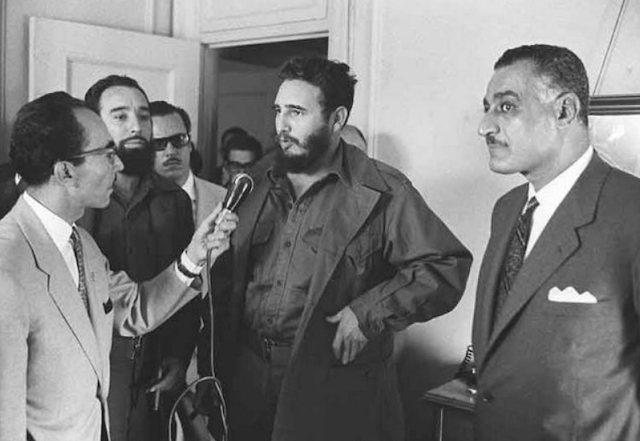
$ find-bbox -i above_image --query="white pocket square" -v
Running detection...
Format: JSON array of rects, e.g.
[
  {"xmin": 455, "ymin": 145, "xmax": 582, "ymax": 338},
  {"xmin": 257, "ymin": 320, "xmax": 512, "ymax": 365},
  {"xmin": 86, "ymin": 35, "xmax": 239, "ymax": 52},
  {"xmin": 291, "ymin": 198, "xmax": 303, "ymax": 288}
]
[{"xmin": 547, "ymin": 286, "xmax": 597, "ymax": 304}]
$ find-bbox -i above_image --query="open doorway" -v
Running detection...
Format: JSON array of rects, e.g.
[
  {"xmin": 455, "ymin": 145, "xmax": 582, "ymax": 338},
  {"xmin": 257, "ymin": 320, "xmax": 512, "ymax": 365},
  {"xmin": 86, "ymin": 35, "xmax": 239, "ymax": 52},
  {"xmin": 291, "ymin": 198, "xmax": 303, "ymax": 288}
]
[{"xmin": 211, "ymin": 38, "xmax": 328, "ymax": 177}]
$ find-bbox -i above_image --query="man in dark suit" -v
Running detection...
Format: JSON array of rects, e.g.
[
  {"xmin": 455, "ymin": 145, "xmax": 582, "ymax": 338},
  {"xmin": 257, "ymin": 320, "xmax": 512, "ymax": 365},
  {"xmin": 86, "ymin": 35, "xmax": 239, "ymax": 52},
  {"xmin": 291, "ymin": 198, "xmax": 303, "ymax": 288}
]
[
  {"xmin": 473, "ymin": 44, "xmax": 640, "ymax": 440},
  {"xmin": 0, "ymin": 91, "xmax": 237, "ymax": 441}
]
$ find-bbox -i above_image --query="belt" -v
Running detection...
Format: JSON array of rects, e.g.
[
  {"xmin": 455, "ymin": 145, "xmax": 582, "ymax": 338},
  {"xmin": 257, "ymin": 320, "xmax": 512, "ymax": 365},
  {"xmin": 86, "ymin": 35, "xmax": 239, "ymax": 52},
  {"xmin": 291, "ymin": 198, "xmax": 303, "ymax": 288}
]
[{"xmin": 239, "ymin": 328, "xmax": 292, "ymax": 362}]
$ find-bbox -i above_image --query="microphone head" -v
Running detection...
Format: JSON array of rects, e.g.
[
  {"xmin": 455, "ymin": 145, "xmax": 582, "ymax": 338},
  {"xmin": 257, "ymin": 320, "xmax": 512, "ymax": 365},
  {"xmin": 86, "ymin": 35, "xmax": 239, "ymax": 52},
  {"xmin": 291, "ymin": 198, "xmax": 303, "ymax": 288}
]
[{"xmin": 223, "ymin": 172, "xmax": 254, "ymax": 213}]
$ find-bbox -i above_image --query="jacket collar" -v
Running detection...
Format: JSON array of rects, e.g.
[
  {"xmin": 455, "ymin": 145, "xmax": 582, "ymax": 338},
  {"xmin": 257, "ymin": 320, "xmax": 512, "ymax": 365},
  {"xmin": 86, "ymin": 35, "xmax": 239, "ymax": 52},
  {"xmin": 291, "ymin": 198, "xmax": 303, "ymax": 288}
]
[
  {"xmin": 11, "ymin": 197, "xmax": 103, "ymax": 381},
  {"xmin": 479, "ymin": 153, "xmax": 611, "ymax": 368},
  {"xmin": 232, "ymin": 142, "xmax": 390, "ymax": 356}
]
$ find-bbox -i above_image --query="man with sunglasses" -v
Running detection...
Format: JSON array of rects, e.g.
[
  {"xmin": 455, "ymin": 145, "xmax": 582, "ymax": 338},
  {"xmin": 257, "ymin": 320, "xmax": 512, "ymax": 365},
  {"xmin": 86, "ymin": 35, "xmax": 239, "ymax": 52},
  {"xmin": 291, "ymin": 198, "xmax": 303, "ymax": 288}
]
[
  {"xmin": 150, "ymin": 101, "xmax": 228, "ymax": 435},
  {"xmin": 83, "ymin": 76, "xmax": 200, "ymax": 441},
  {"xmin": 0, "ymin": 91, "xmax": 237, "ymax": 441},
  {"xmin": 150, "ymin": 100, "xmax": 226, "ymax": 227}
]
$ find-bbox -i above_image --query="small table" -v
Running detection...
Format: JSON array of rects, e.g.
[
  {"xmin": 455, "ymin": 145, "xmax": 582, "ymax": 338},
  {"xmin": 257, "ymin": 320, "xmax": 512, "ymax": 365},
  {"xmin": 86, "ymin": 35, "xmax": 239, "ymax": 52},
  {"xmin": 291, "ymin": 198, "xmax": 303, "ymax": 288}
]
[{"xmin": 421, "ymin": 379, "xmax": 475, "ymax": 441}]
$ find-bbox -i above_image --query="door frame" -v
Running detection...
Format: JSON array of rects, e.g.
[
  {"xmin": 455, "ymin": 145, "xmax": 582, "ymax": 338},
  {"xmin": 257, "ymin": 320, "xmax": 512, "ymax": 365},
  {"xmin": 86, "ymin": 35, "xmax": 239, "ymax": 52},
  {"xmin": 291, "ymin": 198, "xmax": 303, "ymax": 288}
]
[
  {"xmin": 182, "ymin": 0, "xmax": 381, "ymax": 175},
  {"xmin": 0, "ymin": 0, "xmax": 7, "ymax": 160}
]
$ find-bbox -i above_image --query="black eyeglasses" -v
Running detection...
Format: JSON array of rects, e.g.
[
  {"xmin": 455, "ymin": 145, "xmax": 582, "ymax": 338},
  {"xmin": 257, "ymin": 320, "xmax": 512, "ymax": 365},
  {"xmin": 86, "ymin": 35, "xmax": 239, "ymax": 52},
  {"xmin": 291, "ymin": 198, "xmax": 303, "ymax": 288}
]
[
  {"xmin": 152, "ymin": 133, "xmax": 191, "ymax": 151},
  {"xmin": 68, "ymin": 141, "xmax": 117, "ymax": 164},
  {"xmin": 224, "ymin": 159, "xmax": 255, "ymax": 171}
]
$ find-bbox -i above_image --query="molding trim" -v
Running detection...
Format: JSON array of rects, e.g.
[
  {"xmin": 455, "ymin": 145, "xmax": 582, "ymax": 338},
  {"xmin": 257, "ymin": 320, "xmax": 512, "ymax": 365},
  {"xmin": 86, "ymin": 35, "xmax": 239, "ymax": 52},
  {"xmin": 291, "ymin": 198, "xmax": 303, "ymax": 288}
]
[
  {"xmin": 173, "ymin": 0, "xmax": 201, "ymax": 39},
  {"xmin": 590, "ymin": 94, "xmax": 640, "ymax": 115},
  {"xmin": 365, "ymin": 0, "xmax": 383, "ymax": 159},
  {"xmin": 0, "ymin": 0, "xmax": 7, "ymax": 158},
  {"xmin": 327, "ymin": 0, "xmax": 351, "ymax": 62},
  {"xmin": 197, "ymin": 48, "xmax": 219, "ymax": 180},
  {"xmin": 144, "ymin": 0, "xmax": 156, "ymax": 33},
  {"xmin": 202, "ymin": 21, "xmax": 328, "ymax": 47}
]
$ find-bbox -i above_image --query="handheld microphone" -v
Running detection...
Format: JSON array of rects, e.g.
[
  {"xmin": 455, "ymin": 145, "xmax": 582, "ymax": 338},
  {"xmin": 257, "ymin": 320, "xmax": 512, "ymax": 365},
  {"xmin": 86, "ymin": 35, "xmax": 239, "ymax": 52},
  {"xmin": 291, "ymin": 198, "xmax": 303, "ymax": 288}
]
[{"xmin": 216, "ymin": 172, "xmax": 254, "ymax": 224}]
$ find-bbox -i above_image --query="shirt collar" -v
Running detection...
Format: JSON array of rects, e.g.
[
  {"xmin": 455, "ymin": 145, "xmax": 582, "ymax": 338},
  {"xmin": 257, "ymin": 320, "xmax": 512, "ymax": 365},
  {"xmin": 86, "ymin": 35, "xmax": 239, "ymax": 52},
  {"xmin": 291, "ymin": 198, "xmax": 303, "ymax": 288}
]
[
  {"xmin": 23, "ymin": 191, "xmax": 74, "ymax": 252},
  {"xmin": 181, "ymin": 171, "xmax": 196, "ymax": 202},
  {"xmin": 527, "ymin": 146, "xmax": 594, "ymax": 207}
]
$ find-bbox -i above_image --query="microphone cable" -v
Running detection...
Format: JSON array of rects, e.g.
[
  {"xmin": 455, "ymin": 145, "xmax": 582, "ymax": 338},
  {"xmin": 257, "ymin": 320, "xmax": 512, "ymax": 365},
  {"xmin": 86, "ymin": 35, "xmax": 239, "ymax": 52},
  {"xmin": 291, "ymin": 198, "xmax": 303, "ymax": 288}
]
[
  {"xmin": 167, "ymin": 248, "xmax": 228, "ymax": 441},
  {"xmin": 168, "ymin": 173, "xmax": 253, "ymax": 441}
]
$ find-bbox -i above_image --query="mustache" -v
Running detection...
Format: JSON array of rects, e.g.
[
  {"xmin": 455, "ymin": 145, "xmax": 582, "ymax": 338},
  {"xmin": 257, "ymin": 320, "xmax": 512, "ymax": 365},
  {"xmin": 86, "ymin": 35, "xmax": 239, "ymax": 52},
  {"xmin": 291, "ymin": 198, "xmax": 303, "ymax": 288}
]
[
  {"xmin": 117, "ymin": 136, "xmax": 148, "ymax": 149},
  {"xmin": 162, "ymin": 157, "xmax": 182, "ymax": 166},
  {"xmin": 274, "ymin": 133, "xmax": 300, "ymax": 145},
  {"xmin": 484, "ymin": 134, "xmax": 508, "ymax": 147}
]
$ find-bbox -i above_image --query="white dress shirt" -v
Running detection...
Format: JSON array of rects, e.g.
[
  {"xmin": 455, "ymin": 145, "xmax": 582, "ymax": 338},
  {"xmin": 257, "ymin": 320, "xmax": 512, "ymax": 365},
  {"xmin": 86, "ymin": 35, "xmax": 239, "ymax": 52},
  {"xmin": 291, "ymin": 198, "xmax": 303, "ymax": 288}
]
[
  {"xmin": 181, "ymin": 171, "xmax": 197, "ymax": 225},
  {"xmin": 23, "ymin": 191, "xmax": 79, "ymax": 287},
  {"xmin": 23, "ymin": 192, "xmax": 202, "ymax": 286},
  {"xmin": 525, "ymin": 146, "xmax": 594, "ymax": 257}
]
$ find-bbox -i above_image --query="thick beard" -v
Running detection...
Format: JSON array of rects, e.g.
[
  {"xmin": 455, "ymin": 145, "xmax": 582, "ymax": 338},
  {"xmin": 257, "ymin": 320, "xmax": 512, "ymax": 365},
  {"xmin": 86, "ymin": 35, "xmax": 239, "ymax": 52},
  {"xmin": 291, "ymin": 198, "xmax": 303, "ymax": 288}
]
[
  {"xmin": 274, "ymin": 126, "xmax": 332, "ymax": 174},
  {"xmin": 116, "ymin": 138, "xmax": 154, "ymax": 176}
]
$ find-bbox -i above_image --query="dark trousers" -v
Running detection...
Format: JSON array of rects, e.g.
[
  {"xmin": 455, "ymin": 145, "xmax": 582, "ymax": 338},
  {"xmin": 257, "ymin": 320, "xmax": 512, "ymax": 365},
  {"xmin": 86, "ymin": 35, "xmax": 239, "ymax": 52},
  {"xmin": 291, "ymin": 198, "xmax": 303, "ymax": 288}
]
[{"xmin": 226, "ymin": 340, "xmax": 292, "ymax": 441}]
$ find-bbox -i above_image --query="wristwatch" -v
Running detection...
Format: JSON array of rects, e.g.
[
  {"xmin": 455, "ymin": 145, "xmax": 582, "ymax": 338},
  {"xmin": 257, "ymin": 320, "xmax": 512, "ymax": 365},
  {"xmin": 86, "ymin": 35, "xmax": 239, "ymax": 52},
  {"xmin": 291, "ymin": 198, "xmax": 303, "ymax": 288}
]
[{"xmin": 177, "ymin": 252, "xmax": 200, "ymax": 279}]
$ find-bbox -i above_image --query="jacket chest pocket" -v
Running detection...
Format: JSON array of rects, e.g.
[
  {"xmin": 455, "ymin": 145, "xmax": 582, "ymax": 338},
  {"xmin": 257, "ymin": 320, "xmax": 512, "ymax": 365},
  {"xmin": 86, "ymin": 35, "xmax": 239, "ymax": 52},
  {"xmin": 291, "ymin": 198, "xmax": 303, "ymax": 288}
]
[{"xmin": 344, "ymin": 224, "xmax": 384, "ymax": 276}]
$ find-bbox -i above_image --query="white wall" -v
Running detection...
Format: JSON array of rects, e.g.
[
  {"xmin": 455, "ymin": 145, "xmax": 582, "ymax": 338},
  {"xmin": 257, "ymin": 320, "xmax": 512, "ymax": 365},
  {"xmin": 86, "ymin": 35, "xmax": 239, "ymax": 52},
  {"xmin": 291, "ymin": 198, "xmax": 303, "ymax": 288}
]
[
  {"xmin": 0, "ymin": 0, "xmax": 174, "ymax": 161},
  {"xmin": 362, "ymin": 0, "xmax": 639, "ymax": 439},
  {"xmin": 217, "ymin": 67, "xmax": 281, "ymax": 159}
]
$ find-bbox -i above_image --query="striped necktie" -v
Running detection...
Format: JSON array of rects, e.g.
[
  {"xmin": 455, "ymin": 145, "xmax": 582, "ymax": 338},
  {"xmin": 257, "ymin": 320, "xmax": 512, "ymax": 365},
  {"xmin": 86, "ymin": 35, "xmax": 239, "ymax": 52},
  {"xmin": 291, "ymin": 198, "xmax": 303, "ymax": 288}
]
[
  {"xmin": 493, "ymin": 197, "xmax": 539, "ymax": 326},
  {"xmin": 70, "ymin": 226, "xmax": 90, "ymax": 314}
]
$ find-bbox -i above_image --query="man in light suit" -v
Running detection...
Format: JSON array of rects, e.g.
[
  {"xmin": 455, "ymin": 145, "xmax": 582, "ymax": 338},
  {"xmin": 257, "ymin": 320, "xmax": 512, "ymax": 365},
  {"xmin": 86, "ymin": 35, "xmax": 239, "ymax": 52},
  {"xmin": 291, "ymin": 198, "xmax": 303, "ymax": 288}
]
[
  {"xmin": 473, "ymin": 44, "xmax": 640, "ymax": 440},
  {"xmin": 0, "ymin": 92, "xmax": 237, "ymax": 441}
]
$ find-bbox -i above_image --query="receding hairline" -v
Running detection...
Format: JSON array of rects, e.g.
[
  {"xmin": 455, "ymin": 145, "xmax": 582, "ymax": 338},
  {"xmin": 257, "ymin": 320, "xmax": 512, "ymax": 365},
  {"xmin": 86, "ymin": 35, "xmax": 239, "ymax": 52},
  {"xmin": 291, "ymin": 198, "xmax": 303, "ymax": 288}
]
[{"xmin": 97, "ymin": 85, "xmax": 150, "ymax": 111}]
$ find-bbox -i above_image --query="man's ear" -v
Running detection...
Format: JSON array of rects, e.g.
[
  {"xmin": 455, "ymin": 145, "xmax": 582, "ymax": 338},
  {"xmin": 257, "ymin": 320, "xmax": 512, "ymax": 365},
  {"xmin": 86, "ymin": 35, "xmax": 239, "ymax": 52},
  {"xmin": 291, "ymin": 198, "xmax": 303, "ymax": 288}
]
[
  {"xmin": 555, "ymin": 92, "xmax": 580, "ymax": 127},
  {"xmin": 52, "ymin": 161, "xmax": 76, "ymax": 185},
  {"xmin": 330, "ymin": 106, "xmax": 349, "ymax": 134}
]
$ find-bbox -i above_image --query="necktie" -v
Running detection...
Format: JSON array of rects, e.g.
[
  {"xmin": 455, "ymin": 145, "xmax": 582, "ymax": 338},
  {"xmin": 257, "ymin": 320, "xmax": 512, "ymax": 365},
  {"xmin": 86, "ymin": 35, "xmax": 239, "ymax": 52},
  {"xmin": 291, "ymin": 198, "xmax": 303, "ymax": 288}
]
[
  {"xmin": 493, "ymin": 197, "xmax": 539, "ymax": 325},
  {"xmin": 70, "ymin": 226, "xmax": 90, "ymax": 314}
]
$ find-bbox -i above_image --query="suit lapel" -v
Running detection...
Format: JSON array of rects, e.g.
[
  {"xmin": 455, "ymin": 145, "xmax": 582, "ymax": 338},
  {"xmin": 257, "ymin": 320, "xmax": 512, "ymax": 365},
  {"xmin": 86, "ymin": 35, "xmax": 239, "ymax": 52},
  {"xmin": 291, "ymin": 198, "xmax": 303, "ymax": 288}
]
[
  {"xmin": 474, "ymin": 186, "xmax": 527, "ymax": 362},
  {"xmin": 194, "ymin": 178, "xmax": 216, "ymax": 228},
  {"xmin": 482, "ymin": 155, "xmax": 610, "ymax": 365},
  {"xmin": 14, "ymin": 198, "xmax": 103, "ymax": 380}
]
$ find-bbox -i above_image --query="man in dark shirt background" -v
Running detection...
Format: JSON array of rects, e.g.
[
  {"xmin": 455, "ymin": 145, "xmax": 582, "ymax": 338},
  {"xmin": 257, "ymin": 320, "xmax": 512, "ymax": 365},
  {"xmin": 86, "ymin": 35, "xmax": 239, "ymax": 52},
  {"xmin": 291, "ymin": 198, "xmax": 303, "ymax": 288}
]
[
  {"xmin": 82, "ymin": 75, "xmax": 198, "ymax": 441},
  {"xmin": 206, "ymin": 57, "xmax": 472, "ymax": 441}
]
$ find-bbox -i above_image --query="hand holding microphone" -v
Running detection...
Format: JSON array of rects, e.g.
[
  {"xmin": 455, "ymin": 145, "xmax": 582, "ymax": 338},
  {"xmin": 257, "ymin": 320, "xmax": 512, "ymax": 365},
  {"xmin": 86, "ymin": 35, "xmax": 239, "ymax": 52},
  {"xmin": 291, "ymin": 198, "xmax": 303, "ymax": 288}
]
[
  {"xmin": 184, "ymin": 173, "xmax": 253, "ymax": 267},
  {"xmin": 216, "ymin": 172, "xmax": 254, "ymax": 225}
]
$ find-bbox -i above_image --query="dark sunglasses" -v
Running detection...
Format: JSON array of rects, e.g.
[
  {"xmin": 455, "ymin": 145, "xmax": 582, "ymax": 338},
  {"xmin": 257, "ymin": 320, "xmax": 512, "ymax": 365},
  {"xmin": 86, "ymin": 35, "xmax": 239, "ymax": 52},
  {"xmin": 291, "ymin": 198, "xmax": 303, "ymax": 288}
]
[{"xmin": 152, "ymin": 133, "xmax": 191, "ymax": 151}]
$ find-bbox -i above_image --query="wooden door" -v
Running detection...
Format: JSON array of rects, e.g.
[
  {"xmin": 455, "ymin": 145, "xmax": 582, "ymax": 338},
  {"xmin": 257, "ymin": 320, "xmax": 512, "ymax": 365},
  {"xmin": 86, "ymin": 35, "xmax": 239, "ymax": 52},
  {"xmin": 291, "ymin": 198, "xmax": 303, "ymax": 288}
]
[{"xmin": 29, "ymin": 17, "xmax": 201, "ymax": 140}]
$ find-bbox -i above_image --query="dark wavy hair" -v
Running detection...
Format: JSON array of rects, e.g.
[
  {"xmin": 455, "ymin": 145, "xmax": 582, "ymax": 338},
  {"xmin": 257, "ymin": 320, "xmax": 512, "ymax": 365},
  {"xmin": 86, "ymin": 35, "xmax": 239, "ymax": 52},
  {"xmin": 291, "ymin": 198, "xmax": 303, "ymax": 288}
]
[
  {"xmin": 278, "ymin": 56, "xmax": 357, "ymax": 121},
  {"xmin": 495, "ymin": 44, "xmax": 589, "ymax": 125},
  {"xmin": 149, "ymin": 100, "xmax": 191, "ymax": 133},
  {"xmin": 223, "ymin": 134, "xmax": 263, "ymax": 161},
  {"xmin": 84, "ymin": 75, "xmax": 149, "ymax": 114},
  {"xmin": 221, "ymin": 126, "xmax": 247, "ymax": 148},
  {"xmin": 10, "ymin": 92, "xmax": 88, "ymax": 185}
]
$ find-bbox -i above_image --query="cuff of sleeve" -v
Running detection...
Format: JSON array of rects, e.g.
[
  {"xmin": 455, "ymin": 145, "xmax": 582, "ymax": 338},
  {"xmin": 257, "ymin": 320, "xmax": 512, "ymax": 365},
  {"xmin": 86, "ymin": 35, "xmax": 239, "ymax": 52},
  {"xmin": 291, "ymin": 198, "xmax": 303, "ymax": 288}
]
[
  {"xmin": 175, "ymin": 253, "xmax": 204, "ymax": 288},
  {"xmin": 181, "ymin": 251, "xmax": 204, "ymax": 274},
  {"xmin": 174, "ymin": 262, "xmax": 194, "ymax": 285},
  {"xmin": 349, "ymin": 297, "xmax": 385, "ymax": 340}
]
